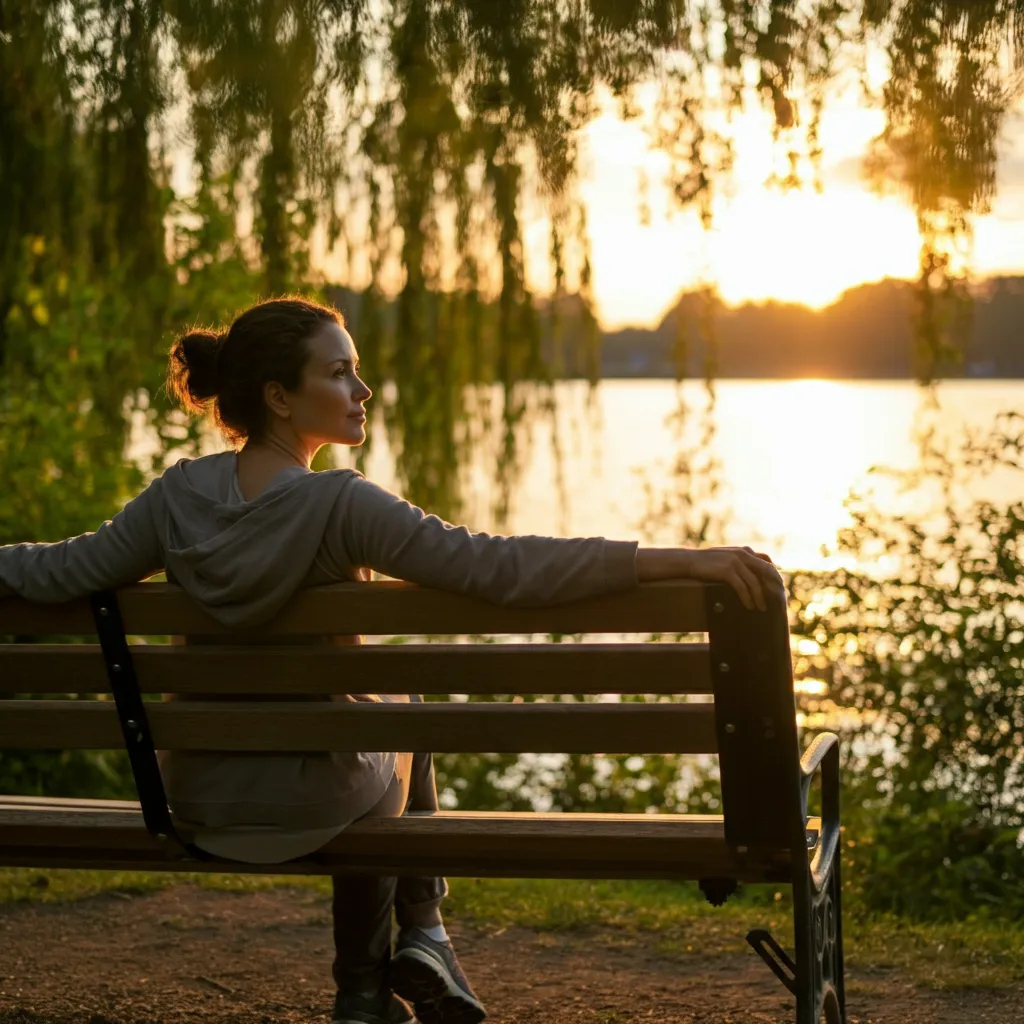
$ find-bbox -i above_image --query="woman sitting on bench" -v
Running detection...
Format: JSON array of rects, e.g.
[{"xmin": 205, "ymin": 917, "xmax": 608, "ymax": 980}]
[{"xmin": 0, "ymin": 296, "xmax": 783, "ymax": 1024}]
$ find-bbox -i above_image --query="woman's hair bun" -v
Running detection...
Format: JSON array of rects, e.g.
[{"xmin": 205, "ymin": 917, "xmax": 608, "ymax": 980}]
[{"xmin": 167, "ymin": 327, "xmax": 223, "ymax": 410}]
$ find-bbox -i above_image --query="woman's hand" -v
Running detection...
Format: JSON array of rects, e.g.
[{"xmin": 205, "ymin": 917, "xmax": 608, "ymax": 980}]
[{"xmin": 636, "ymin": 546, "xmax": 786, "ymax": 612}]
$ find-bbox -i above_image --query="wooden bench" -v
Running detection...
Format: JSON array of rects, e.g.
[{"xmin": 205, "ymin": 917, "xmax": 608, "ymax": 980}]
[{"xmin": 0, "ymin": 579, "xmax": 844, "ymax": 1024}]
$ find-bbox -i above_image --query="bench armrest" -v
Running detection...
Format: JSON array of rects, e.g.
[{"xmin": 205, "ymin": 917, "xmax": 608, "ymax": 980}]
[{"xmin": 800, "ymin": 732, "xmax": 841, "ymax": 893}]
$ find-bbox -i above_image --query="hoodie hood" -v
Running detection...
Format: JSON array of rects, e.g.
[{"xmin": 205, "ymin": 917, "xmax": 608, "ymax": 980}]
[{"xmin": 160, "ymin": 452, "xmax": 355, "ymax": 628}]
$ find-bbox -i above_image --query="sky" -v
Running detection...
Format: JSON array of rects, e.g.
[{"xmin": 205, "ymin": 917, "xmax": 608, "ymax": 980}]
[{"xmin": 518, "ymin": 84, "xmax": 1024, "ymax": 331}]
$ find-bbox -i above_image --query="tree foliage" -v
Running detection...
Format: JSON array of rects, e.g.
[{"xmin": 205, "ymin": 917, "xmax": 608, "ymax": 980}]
[{"xmin": 787, "ymin": 411, "xmax": 1024, "ymax": 917}]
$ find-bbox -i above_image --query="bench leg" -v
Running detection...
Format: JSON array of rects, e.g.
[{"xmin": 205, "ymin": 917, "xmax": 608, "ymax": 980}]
[
  {"xmin": 747, "ymin": 848, "xmax": 846, "ymax": 1023},
  {"xmin": 792, "ymin": 847, "xmax": 845, "ymax": 1024}
]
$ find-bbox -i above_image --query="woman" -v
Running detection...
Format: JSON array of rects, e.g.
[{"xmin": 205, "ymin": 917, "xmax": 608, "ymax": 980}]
[{"xmin": 0, "ymin": 297, "xmax": 783, "ymax": 1024}]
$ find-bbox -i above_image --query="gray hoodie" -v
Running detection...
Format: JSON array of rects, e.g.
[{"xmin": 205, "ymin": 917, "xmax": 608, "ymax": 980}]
[{"xmin": 0, "ymin": 451, "xmax": 639, "ymax": 835}]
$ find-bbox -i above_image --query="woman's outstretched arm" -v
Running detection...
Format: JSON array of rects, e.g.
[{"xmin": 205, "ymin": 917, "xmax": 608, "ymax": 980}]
[
  {"xmin": 0, "ymin": 482, "xmax": 164, "ymax": 602},
  {"xmin": 325, "ymin": 473, "xmax": 783, "ymax": 611},
  {"xmin": 326, "ymin": 474, "xmax": 637, "ymax": 607}
]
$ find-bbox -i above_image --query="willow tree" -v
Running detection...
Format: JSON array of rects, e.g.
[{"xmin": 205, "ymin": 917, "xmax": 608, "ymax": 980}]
[
  {"xmin": 169, "ymin": 0, "xmax": 368, "ymax": 293},
  {"xmin": 863, "ymin": 0, "xmax": 1024, "ymax": 374},
  {"xmin": 340, "ymin": 0, "xmax": 692, "ymax": 515},
  {"xmin": 0, "ymin": 0, "xmax": 172, "ymax": 543},
  {"xmin": 3, "ymin": 0, "xmax": 1024, "ymax": 533}
]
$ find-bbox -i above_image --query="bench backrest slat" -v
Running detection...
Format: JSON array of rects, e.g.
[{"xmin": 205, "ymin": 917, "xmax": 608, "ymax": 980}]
[
  {"xmin": 0, "ymin": 580, "xmax": 708, "ymax": 635},
  {"xmin": 0, "ymin": 700, "xmax": 719, "ymax": 753},
  {"xmin": 0, "ymin": 643, "xmax": 713, "ymax": 695},
  {"xmin": 706, "ymin": 584, "xmax": 804, "ymax": 852}
]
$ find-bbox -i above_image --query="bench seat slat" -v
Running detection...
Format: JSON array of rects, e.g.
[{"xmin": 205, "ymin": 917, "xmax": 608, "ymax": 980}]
[
  {"xmin": 0, "ymin": 846, "xmax": 786, "ymax": 881},
  {"xmin": 0, "ymin": 794, "xmax": 142, "ymax": 811},
  {"xmin": 0, "ymin": 643, "xmax": 713, "ymax": 695},
  {"xmin": 0, "ymin": 580, "xmax": 708, "ymax": 636},
  {"xmin": 0, "ymin": 801, "xmax": 792, "ymax": 881},
  {"xmin": 0, "ymin": 700, "xmax": 719, "ymax": 753}
]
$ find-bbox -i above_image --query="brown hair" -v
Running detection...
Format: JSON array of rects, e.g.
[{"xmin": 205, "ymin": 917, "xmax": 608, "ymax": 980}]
[{"xmin": 166, "ymin": 296, "xmax": 342, "ymax": 444}]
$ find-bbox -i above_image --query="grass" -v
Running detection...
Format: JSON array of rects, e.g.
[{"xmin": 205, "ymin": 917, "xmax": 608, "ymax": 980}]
[{"xmin": 2, "ymin": 868, "xmax": 1022, "ymax": 990}]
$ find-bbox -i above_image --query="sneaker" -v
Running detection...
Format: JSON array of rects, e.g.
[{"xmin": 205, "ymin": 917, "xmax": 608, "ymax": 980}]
[
  {"xmin": 332, "ymin": 987, "xmax": 417, "ymax": 1024},
  {"xmin": 388, "ymin": 927, "xmax": 487, "ymax": 1024}
]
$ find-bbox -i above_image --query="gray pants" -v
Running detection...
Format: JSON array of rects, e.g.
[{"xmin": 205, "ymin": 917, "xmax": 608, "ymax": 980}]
[{"xmin": 332, "ymin": 696, "xmax": 449, "ymax": 992}]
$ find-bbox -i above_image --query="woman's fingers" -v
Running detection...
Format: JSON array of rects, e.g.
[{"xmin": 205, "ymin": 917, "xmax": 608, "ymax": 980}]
[
  {"xmin": 744, "ymin": 546, "xmax": 776, "ymax": 567},
  {"xmin": 737, "ymin": 551, "xmax": 782, "ymax": 610},
  {"xmin": 729, "ymin": 561, "xmax": 766, "ymax": 612},
  {"xmin": 743, "ymin": 548, "xmax": 780, "ymax": 578},
  {"xmin": 742, "ymin": 562, "xmax": 767, "ymax": 611},
  {"xmin": 726, "ymin": 568, "xmax": 755, "ymax": 610}
]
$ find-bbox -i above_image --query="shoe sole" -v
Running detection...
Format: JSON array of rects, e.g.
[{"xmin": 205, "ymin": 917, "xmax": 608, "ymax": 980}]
[
  {"xmin": 389, "ymin": 949, "xmax": 487, "ymax": 1024},
  {"xmin": 332, "ymin": 1009, "xmax": 415, "ymax": 1024}
]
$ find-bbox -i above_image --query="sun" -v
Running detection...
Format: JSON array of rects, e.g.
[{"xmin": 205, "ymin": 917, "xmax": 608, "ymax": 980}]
[{"xmin": 707, "ymin": 187, "xmax": 922, "ymax": 310}]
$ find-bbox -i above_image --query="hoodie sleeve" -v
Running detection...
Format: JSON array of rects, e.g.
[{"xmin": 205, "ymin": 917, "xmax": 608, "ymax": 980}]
[
  {"xmin": 325, "ymin": 472, "xmax": 638, "ymax": 607},
  {"xmin": 0, "ymin": 480, "xmax": 165, "ymax": 602}
]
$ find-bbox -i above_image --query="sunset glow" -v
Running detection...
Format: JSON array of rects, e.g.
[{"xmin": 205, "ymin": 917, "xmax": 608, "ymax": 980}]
[
  {"xmin": 521, "ymin": 84, "xmax": 1024, "ymax": 330},
  {"xmin": 322, "ymin": 76, "xmax": 1024, "ymax": 333}
]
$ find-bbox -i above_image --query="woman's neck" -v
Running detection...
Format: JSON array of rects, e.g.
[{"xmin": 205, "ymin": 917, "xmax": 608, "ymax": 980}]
[
  {"xmin": 245, "ymin": 430, "xmax": 312, "ymax": 467},
  {"xmin": 234, "ymin": 438, "xmax": 313, "ymax": 502}
]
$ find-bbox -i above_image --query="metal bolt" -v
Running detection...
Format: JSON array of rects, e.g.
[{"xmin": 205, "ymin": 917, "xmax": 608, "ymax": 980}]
[
  {"xmin": 111, "ymin": 663, "xmax": 122, "ymax": 673},
  {"xmin": 98, "ymin": 607, "xmax": 109, "ymax": 617},
  {"xmin": 724, "ymin": 723, "xmax": 736, "ymax": 734},
  {"xmin": 126, "ymin": 719, "xmax": 138, "ymax": 730},
  {"xmin": 719, "ymin": 662, "xmax": 730, "ymax": 674},
  {"xmin": 713, "ymin": 602, "xmax": 725, "ymax": 613}
]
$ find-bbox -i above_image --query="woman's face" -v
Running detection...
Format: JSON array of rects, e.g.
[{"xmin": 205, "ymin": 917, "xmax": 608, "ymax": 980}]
[{"xmin": 284, "ymin": 321, "xmax": 372, "ymax": 448}]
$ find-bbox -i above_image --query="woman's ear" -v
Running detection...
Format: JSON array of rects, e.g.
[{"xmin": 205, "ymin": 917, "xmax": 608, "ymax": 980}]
[{"xmin": 263, "ymin": 380, "xmax": 291, "ymax": 420}]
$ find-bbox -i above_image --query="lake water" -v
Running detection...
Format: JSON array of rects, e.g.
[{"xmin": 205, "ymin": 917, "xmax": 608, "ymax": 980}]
[{"xmin": 337, "ymin": 378, "xmax": 1024, "ymax": 572}]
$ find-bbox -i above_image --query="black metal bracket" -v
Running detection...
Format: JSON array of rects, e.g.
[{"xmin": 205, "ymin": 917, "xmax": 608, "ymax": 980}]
[
  {"xmin": 747, "ymin": 928, "xmax": 798, "ymax": 996},
  {"xmin": 89, "ymin": 590, "xmax": 211, "ymax": 862},
  {"xmin": 698, "ymin": 877, "xmax": 738, "ymax": 907}
]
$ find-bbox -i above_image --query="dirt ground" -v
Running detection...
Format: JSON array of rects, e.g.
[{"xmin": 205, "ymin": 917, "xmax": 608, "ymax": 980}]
[{"xmin": 0, "ymin": 885, "xmax": 1020, "ymax": 1024}]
